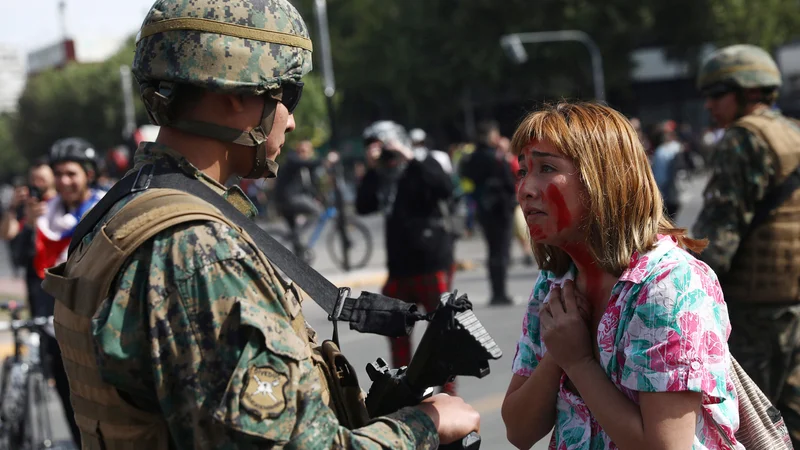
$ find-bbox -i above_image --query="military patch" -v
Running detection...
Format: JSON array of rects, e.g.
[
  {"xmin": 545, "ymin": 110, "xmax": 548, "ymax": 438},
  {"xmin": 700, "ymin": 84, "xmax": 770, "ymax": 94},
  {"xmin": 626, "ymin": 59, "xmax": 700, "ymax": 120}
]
[{"xmin": 241, "ymin": 367, "xmax": 289, "ymax": 420}]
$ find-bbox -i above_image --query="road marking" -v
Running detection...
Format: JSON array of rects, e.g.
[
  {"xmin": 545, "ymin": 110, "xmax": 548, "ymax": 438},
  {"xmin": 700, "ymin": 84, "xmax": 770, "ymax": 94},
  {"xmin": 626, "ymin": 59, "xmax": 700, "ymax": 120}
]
[{"xmin": 0, "ymin": 342, "xmax": 14, "ymax": 359}]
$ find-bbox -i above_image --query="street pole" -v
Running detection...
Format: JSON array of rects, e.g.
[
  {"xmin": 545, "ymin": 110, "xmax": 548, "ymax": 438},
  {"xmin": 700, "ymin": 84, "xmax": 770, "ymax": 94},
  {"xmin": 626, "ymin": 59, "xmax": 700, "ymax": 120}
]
[
  {"xmin": 500, "ymin": 30, "xmax": 606, "ymax": 102},
  {"xmin": 119, "ymin": 65, "xmax": 137, "ymax": 141},
  {"xmin": 314, "ymin": 0, "xmax": 351, "ymax": 271},
  {"xmin": 58, "ymin": 1, "xmax": 68, "ymax": 42}
]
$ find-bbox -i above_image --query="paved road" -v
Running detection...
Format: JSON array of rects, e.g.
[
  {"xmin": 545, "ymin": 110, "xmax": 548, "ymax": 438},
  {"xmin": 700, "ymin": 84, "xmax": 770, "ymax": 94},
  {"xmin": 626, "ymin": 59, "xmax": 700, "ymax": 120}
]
[{"xmin": 0, "ymin": 172, "xmax": 710, "ymax": 449}]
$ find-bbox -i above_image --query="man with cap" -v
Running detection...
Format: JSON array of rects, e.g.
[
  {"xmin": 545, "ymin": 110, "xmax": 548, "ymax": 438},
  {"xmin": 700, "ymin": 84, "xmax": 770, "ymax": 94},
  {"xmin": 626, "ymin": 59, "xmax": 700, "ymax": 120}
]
[
  {"xmin": 693, "ymin": 44, "xmax": 800, "ymax": 446},
  {"xmin": 42, "ymin": 1, "xmax": 479, "ymax": 449}
]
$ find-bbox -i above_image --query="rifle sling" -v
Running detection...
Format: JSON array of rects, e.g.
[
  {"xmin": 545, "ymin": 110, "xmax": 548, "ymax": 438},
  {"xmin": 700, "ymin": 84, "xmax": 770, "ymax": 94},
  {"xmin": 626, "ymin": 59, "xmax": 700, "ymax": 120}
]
[{"xmin": 70, "ymin": 161, "xmax": 419, "ymax": 338}]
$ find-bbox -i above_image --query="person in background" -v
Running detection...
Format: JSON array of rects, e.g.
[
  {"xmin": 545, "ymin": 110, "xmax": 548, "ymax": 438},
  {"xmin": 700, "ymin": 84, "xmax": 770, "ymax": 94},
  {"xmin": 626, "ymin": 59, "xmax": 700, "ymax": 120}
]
[
  {"xmin": 356, "ymin": 120, "xmax": 459, "ymax": 394},
  {"xmin": 499, "ymin": 136, "xmax": 535, "ymax": 267},
  {"xmin": 460, "ymin": 120, "xmax": 517, "ymax": 306},
  {"xmin": 650, "ymin": 121, "xmax": 683, "ymax": 219},
  {"xmin": 3, "ymin": 138, "xmax": 104, "ymax": 447},
  {"xmin": 453, "ymin": 142, "xmax": 478, "ymax": 238},
  {"xmin": 629, "ymin": 117, "xmax": 653, "ymax": 156},
  {"xmin": 273, "ymin": 139, "xmax": 333, "ymax": 259},
  {"xmin": 1, "ymin": 159, "xmax": 56, "ymax": 311},
  {"xmin": 693, "ymin": 44, "xmax": 800, "ymax": 446}
]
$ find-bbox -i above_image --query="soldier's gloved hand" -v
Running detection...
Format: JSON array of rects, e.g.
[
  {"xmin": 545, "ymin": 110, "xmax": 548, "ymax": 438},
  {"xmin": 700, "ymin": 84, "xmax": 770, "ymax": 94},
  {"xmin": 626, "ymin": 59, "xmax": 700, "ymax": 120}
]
[{"xmin": 416, "ymin": 393, "xmax": 481, "ymax": 445}]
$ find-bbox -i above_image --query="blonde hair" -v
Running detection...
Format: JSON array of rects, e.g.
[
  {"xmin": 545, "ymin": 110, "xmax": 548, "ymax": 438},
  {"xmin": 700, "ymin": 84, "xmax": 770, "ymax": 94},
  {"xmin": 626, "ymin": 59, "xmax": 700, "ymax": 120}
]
[{"xmin": 511, "ymin": 102, "xmax": 707, "ymax": 276}]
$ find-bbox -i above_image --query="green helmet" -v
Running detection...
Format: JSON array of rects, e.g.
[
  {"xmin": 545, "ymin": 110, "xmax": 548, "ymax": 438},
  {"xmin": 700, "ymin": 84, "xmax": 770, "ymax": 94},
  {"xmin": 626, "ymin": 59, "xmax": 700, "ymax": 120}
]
[
  {"xmin": 132, "ymin": 0, "xmax": 314, "ymax": 179},
  {"xmin": 697, "ymin": 44, "xmax": 782, "ymax": 93}
]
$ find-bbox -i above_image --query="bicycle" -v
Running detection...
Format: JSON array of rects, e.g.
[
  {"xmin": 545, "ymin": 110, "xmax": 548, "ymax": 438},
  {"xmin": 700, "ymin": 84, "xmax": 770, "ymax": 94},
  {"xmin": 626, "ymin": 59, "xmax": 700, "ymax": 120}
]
[
  {"xmin": 274, "ymin": 204, "xmax": 374, "ymax": 271},
  {"xmin": 0, "ymin": 301, "xmax": 58, "ymax": 450}
]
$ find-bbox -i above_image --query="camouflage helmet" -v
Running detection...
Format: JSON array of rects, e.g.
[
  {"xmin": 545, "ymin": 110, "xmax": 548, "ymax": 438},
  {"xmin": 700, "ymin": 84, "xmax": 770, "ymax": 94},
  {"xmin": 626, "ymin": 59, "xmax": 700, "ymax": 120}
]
[
  {"xmin": 132, "ymin": 0, "xmax": 313, "ymax": 95},
  {"xmin": 131, "ymin": 0, "xmax": 314, "ymax": 179},
  {"xmin": 697, "ymin": 44, "xmax": 782, "ymax": 93}
]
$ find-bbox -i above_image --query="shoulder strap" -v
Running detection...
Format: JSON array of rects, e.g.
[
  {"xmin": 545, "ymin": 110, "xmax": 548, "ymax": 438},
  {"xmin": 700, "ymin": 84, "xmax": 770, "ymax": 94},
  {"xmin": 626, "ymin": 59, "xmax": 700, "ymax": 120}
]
[
  {"xmin": 103, "ymin": 188, "xmax": 241, "ymax": 253},
  {"xmin": 748, "ymin": 165, "xmax": 800, "ymax": 234},
  {"xmin": 732, "ymin": 115, "xmax": 800, "ymax": 236},
  {"xmin": 70, "ymin": 162, "xmax": 421, "ymax": 339}
]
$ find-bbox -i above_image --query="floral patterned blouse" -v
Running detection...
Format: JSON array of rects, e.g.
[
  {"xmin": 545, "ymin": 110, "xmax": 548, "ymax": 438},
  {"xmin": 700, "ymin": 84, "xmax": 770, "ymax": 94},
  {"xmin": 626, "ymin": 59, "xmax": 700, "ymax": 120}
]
[{"xmin": 512, "ymin": 235, "xmax": 742, "ymax": 449}]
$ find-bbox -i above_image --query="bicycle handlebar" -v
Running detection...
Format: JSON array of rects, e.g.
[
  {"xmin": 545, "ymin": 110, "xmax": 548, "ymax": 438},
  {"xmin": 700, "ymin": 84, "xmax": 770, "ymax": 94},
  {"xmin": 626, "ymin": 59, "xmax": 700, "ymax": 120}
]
[
  {"xmin": 0, "ymin": 301, "xmax": 23, "ymax": 313},
  {"xmin": 0, "ymin": 316, "xmax": 54, "ymax": 333}
]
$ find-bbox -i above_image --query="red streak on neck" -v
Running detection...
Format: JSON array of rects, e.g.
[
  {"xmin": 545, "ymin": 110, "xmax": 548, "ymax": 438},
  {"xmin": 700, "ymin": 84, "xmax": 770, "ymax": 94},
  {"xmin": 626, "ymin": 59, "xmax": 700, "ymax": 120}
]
[{"xmin": 564, "ymin": 243, "xmax": 604, "ymax": 307}]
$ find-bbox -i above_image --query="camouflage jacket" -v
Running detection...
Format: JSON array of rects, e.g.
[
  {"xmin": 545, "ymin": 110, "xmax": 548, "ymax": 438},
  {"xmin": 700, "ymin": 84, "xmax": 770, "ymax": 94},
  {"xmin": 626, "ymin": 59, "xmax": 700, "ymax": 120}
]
[
  {"xmin": 692, "ymin": 107, "xmax": 784, "ymax": 274},
  {"xmin": 86, "ymin": 142, "xmax": 438, "ymax": 449}
]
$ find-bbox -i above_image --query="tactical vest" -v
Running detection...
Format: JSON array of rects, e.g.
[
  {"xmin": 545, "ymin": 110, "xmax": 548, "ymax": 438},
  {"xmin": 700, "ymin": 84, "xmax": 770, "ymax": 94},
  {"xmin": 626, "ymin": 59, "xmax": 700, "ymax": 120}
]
[
  {"xmin": 42, "ymin": 189, "xmax": 368, "ymax": 449},
  {"xmin": 722, "ymin": 112, "xmax": 800, "ymax": 304}
]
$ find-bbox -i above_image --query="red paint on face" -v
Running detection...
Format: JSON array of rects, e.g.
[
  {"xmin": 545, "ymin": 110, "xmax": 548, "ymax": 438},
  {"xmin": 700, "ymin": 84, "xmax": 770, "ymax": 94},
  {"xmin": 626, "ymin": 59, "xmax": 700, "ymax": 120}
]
[
  {"xmin": 529, "ymin": 225, "xmax": 545, "ymax": 240},
  {"xmin": 545, "ymin": 184, "xmax": 572, "ymax": 231}
]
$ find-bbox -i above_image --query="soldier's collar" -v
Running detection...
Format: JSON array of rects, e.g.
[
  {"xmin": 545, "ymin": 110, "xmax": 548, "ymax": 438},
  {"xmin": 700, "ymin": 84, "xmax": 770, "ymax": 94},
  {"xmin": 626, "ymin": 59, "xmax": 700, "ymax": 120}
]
[{"xmin": 133, "ymin": 142, "xmax": 258, "ymax": 217}]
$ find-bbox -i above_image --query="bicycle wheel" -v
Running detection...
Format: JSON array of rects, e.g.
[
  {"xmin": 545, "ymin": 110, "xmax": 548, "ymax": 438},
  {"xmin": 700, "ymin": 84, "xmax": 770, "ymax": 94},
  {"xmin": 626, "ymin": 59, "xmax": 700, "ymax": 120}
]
[
  {"xmin": 23, "ymin": 371, "xmax": 53, "ymax": 450},
  {"xmin": 325, "ymin": 218, "xmax": 373, "ymax": 270},
  {"xmin": 0, "ymin": 358, "xmax": 28, "ymax": 449}
]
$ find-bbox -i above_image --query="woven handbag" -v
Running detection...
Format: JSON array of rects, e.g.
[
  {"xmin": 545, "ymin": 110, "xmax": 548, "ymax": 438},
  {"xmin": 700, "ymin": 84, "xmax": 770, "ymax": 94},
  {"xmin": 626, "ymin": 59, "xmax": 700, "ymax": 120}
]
[{"xmin": 715, "ymin": 357, "xmax": 794, "ymax": 449}]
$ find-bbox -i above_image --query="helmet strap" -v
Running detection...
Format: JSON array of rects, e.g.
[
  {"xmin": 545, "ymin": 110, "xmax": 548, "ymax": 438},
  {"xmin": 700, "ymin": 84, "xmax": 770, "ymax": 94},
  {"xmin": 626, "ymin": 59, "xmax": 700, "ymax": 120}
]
[{"xmin": 164, "ymin": 96, "xmax": 280, "ymax": 180}]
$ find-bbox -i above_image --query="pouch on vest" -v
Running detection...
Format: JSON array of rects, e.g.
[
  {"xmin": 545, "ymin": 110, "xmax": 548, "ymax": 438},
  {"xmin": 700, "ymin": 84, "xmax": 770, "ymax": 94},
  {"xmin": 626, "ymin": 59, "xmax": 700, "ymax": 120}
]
[{"xmin": 313, "ymin": 340, "xmax": 370, "ymax": 429}]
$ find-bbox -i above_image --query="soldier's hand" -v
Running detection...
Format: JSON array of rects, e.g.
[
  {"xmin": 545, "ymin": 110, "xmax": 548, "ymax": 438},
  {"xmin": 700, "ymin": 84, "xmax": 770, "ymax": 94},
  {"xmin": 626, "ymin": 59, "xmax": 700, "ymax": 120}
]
[{"xmin": 417, "ymin": 393, "xmax": 480, "ymax": 445}]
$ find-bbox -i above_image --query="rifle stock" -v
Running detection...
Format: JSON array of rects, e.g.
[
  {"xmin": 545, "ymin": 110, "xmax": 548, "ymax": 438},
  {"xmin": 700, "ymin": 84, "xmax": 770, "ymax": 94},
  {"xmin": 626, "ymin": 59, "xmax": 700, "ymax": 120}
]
[{"xmin": 364, "ymin": 291, "xmax": 503, "ymax": 449}]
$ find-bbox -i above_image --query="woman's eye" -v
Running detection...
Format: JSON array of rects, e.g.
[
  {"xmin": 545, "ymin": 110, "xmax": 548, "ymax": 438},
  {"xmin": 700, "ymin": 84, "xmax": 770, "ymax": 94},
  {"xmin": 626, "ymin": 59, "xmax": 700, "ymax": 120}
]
[
  {"xmin": 540, "ymin": 164, "xmax": 556, "ymax": 173},
  {"xmin": 516, "ymin": 168, "xmax": 527, "ymax": 179}
]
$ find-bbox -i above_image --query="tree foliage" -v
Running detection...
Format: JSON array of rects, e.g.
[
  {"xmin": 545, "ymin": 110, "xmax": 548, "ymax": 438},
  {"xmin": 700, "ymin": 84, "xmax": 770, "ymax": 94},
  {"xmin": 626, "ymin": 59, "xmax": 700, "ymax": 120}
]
[
  {"xmin": 8, "ymin": 0, "xmax": 800, "ymax": 166},
  {"xmin": 293, "ymin": 0, "xmax": 800, "ymax": 141},
  {"xmin": 0, "ymin": 114, "xmax": 27, "ymax": 183},
  {"xmin": 13, "ymin": 37, "xmax": 148, "ymax": 162},
  {"xmin": 285, "ymin": 72, "xmax": 331, "ymax": 149}
]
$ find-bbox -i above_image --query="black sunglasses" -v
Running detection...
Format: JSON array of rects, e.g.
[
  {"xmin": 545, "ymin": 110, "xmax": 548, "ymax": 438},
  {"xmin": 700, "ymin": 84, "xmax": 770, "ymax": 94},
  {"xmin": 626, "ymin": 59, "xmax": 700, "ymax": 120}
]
[
  {"xmin": 703, "ymin": 84, "xmax": 734, "ymax": 100},
  {"xmin": 279, "ymin": 82, "xmax": 304, "ymax": 114}
]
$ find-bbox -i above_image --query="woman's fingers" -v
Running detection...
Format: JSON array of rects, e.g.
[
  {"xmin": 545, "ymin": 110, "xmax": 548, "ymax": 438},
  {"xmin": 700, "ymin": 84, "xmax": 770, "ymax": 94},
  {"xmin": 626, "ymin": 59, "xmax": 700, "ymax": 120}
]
[{"xmin": 561, "ymin": 280, "xmax": 579, "ymax": 313}]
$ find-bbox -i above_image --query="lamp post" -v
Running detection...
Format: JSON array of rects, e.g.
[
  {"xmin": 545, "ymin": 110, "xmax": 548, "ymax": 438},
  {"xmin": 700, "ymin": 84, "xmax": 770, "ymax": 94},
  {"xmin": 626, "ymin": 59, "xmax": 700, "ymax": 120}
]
[
  {"xmin": 119, "ymin": 65, "xmax": 137, "ymax": 141},
  {"xmin": 500, "ymin": 30, "xmax": 606, "ymax": 102},
  {"xmin": 313, "ymin": 0, "xmax": 352, "ymax": 271}
]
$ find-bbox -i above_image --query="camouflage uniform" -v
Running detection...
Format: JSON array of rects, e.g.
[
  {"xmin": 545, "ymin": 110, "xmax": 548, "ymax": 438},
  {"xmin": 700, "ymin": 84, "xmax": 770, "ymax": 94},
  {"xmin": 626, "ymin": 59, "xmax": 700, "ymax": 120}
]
[
  {"xmin": 81, "ymin": 143, "xmax": 438, "ymax": 448},
  {"xmin": 693, "ymin": 44, "xmax": 800, "ymax": 446},
  {"xmin": 45, "ymin": 0, "xmax": 439, "ymax": 448}
]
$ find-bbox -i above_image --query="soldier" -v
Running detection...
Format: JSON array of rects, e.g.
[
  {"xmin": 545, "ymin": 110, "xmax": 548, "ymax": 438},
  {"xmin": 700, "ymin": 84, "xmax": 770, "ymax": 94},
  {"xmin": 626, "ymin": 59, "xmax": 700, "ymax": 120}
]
[
  {"xmin": 41, "ymin": 1, "xmax": 479, "ymax": 448},
  {"xmin": 693, "ymin": 44, "xmax": 800, "ymax": 446}
]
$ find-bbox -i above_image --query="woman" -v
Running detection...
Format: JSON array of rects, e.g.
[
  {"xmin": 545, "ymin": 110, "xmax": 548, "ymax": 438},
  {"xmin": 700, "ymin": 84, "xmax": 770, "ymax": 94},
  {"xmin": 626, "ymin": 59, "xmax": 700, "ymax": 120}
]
[{"xmin": 501, "ymin": 102, "xmax": 740, "ymax": 449}]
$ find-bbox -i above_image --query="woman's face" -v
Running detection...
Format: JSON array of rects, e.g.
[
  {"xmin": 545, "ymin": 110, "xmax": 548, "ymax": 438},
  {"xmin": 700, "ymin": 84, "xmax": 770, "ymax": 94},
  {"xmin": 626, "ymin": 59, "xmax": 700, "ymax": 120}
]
[{"xmin": 516, "ymin": 139, "xmax": 588, "ymax": 247}]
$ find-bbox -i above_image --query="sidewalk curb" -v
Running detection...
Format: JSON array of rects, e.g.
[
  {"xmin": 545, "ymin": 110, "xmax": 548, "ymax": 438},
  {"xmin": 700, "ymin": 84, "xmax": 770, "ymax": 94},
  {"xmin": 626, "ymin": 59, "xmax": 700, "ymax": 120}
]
[
  {"xmin": 0, "ymin": 277, "xmax": 25, "ymax": 300},
  {"xmin": 326, "ymin": 270, "xmax": 388, "ymax": 290},
  {"xmin": 0, "ymin": 342, "xmax": 12, "ymax": 359}
]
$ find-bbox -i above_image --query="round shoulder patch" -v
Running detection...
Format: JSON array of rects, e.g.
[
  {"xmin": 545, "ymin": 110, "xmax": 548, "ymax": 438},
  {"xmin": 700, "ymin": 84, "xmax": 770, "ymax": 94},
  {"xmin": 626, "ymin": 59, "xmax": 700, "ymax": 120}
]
[{"xmin": 241, "ymin": 367, "xmax": 289, "ymax": 420}]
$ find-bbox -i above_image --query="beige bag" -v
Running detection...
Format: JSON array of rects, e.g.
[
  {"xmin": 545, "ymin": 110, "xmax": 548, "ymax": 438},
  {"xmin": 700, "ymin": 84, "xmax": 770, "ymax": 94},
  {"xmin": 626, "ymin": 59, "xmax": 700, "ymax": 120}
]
[{"xmin": 716, "ymin": 357, "xmax": 794, "ymax": 449}]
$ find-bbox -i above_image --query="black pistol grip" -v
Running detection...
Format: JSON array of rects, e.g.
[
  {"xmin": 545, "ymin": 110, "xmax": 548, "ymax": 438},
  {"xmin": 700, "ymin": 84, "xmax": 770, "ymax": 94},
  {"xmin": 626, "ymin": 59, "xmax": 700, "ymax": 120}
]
[{"xmin": 439, "ymin": 432, "xmax": 480, "ymax": 450}]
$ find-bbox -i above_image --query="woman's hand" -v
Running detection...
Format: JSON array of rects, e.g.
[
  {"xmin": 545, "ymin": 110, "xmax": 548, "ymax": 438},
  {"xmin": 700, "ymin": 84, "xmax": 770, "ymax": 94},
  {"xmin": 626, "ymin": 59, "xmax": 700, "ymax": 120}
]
[{"xmin": 540, "ymin": 280, "xmax": 594, "ymax": 373}]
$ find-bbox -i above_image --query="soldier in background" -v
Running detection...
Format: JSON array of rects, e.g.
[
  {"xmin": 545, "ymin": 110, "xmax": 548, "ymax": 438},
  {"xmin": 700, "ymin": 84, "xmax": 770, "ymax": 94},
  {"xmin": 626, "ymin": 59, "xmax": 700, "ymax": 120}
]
[
  {"xmin": 460, "ymin": 120, "xmax": 517, "ymax": 306},
  {"xmin": 692, "ymin": 44, "xmax": 800, "ymax": 446}
]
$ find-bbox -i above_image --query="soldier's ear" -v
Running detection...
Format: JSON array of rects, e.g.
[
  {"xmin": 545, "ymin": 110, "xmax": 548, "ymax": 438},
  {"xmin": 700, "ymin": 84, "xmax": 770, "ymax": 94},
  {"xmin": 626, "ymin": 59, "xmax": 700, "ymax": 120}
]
[{"xmin": 224, "ymin": 94, "xmax": 248, "ymax": 114}]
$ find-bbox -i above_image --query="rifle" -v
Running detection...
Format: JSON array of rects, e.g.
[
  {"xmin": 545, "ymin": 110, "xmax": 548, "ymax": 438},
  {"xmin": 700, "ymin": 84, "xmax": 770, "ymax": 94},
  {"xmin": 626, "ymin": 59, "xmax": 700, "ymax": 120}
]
[{"xmin": 364, "ymin": 291, "xmax": 503, "ymax": 449}]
